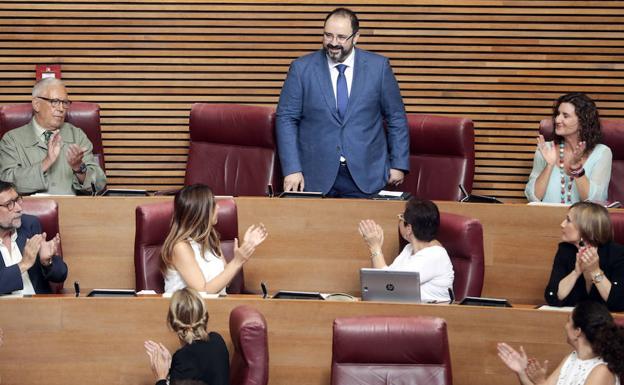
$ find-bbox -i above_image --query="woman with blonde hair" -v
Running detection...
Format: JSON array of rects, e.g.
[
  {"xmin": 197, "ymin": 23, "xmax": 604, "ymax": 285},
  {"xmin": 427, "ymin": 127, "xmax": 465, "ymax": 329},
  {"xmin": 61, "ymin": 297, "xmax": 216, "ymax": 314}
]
[
  {"xmin": 161, "ymin": 184, "xmax": 267, "ymax": 293},
  {"xmin": 545, "ymin": 201, "xmax": 624, "ymax": 311},
  {"xmin": 145, "ymin": 288, "xmax": 229, "ymax": 385}
]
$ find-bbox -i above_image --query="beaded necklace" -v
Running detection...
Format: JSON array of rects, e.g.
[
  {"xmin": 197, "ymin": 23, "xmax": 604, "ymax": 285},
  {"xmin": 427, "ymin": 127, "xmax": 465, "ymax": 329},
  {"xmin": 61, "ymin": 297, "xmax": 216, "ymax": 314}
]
[{"xmin": 559, "ymin": 142, "xmax": 573, "ymax": 204}]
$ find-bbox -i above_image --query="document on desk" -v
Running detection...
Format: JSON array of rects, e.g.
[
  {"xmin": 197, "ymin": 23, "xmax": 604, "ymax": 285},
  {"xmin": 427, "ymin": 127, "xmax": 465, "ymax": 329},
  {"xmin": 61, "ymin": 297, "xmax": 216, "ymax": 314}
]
[
  {"xmin": 536, "ymin": 305, "xmax": 574, "ymax": 312},
  {"xmin": 162, "ymin": 292, "xmax": 222, "ymax": 299}
]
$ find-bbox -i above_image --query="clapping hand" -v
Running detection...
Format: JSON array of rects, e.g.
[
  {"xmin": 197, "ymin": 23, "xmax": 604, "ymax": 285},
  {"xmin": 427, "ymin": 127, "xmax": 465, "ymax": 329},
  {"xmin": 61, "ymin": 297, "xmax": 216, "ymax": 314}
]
[
  {"xmin": 39, "ymin": 232, "xmax": 60, "ymax": 266},
  {"xmin": 497, "ymin": 343, "xmax": 528, "ymax": 374},
  {"xmin": 234, "ymin": 223, "xmax": 268, "ymax": 263},
  {"xmin": 537, "ymin": 135, "xmax": 557, "ymax": 166},
  {"xmin": 577, "ymin": 246, "xmax": 600, "ymax": 275},
  {"xmin": 358, "ymin": 219, "xmax": 384, "ymax": 251},
  {"xmin": 66, "ymin": 144, "xmax": 87, "ymax": 171},
  {"xmin": 144, "ymin": 340, "xmax": 171, "ymax": 381},
  {"xmin": 526, "ymin": 357, "xmax": 548, "ymax": 385}
]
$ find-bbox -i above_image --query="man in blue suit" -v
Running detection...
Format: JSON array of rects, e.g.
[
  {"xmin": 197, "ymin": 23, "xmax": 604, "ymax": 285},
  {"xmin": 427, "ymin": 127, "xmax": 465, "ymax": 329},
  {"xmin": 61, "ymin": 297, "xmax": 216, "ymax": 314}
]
[
  {"xmin": 276, "ymin": 8, "xmax": 409, "ymax": 198},
  {"xmin": 0, "ymin": 181, "xmax": 66, "ymax": 294}
]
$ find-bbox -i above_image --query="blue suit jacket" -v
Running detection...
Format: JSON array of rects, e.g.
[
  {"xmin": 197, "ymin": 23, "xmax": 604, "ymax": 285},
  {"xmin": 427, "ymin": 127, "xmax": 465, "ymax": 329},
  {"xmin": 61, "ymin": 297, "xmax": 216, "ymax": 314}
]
[
  {"xmin": 276, "ymin": 48, "xmax": 410, "ymax": 194},
  {"xmin": 0, "ymin": 214, "xmax": 67, "ymax": 294}
]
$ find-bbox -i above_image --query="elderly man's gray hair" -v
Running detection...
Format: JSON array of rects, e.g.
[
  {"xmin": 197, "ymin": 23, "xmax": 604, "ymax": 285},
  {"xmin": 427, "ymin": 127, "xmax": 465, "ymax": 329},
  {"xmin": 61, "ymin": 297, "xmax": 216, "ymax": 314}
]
[{"xmin": 32, "ymin": 78, "xmax": 64, "ymax": 98}]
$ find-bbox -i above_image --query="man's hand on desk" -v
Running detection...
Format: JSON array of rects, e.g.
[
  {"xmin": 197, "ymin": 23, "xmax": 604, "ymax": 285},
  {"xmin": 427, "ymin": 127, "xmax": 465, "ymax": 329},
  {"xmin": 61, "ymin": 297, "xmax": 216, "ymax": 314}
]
[{"xmin": 283, "ymin": 172, "xmax": 304, "ymax": 192}]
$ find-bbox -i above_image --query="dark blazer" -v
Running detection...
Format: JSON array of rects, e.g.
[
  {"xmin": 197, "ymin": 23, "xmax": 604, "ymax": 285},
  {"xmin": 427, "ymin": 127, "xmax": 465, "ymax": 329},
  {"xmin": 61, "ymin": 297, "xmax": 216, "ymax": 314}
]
[
  {"xmin": 544, "ymin": 241, "xmax": 624, "ymax": 311},
  {"xmin": 0, "ymin": 214, "xmax": 67, "ymax": 294},
  {"xmin": 276, "ymin": 48, "xmax": 410, "ymax": 194}
]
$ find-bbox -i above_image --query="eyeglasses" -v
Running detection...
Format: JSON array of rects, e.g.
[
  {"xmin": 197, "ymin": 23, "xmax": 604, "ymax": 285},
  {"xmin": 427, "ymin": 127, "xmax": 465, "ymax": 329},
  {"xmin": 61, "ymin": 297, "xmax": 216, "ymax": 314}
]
[
  {"xmin": 323, "ymin": 31, "xmax": 356, "ymax": 44},
  {"xmin": 36, "ymin": 96, "xmax": 72, "ymax": 109},
  {"xmin": 0, "ymin": 196, "xmax": 22, "ymax": 211}
]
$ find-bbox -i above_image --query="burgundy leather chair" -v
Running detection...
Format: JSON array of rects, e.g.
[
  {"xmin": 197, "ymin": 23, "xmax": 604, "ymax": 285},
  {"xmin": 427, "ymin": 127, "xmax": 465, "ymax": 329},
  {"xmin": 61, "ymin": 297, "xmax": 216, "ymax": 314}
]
[
  {"xmin": 402, "ymin": 114, "xmax": 475, "ymax": 201},
  {"xmin": 610, "ymin": 211, "xmax": 624, "ymax": 245},
  {"xmin": 229, "ymin": 305, "xmax": 269, "ymax": 385},
  {"xmin": 0, "ymin": 102, "xmax": 106, "ymax": 171},
  {"xmin": 540, "ymin": 118, "xmax": 624, "ymax": 202},
  {"xmin": 398, "ymin": 212, "xmax": 484, "ymax": 301},
  {"xmin": 21, "ymin": 198, "xmax": 64, "ymax": 293},
  {"xmin": 185, "ymin": 103, "xmax": 279, "ymax": 196},
  {"xmin": 331, "ymin": 316, "xmax": 452, "ymax": 385},
  {"xmin": 133, "ymin": 197, "xmax": 243, "ymax": 293}
]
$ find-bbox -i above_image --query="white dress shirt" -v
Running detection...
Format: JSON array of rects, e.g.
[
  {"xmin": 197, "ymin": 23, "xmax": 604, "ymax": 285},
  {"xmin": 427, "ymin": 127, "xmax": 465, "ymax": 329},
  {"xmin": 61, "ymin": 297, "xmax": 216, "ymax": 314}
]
[
  {"xmin": 0, "ymin": 231, "xmax": 35, "ymax": 294},
  {"xmin": 326, "ymin": 48, "xmax": 356, "ymax": 107}
]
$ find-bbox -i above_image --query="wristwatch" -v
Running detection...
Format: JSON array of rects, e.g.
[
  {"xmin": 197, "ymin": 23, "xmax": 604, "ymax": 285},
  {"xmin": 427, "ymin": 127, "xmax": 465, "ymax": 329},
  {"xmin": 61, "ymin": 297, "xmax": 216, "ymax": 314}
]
[
  {"xmin": 592, "ymin": 271, "xmax": 605, "ymax": 284},
  {"xmin": 73, "ymin": 163, "xmax": 87, "ymax": 174}
]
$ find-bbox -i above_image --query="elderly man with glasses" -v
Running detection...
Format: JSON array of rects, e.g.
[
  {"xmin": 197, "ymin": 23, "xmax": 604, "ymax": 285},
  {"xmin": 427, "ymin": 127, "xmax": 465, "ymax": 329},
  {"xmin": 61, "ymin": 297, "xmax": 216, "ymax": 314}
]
[
  {"xmin": 0, "ymin": 180, "xmax": 66, "ymax": 294},
  {"xmin": 276, "ymin": 7, "xmax": 409, "ymax": 198},
  {"xmin": 0, "ymin": 77, "xmax": 106, "ymax": 195}
]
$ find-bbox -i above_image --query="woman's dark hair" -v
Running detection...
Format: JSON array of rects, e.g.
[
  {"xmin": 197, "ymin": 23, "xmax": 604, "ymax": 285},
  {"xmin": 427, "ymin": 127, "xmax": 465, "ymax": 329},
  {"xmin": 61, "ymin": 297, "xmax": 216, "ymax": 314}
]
[
  {"xmin": 552, "ymin": 92, "xmax": 601, "ymax": 153},
  {"xmin": 402, "ymin": 198, "xmax": 440, "ymax": 242},
  {"xmin": 572, "ymin": 301, "xmax": 624, "ymax": 377}
]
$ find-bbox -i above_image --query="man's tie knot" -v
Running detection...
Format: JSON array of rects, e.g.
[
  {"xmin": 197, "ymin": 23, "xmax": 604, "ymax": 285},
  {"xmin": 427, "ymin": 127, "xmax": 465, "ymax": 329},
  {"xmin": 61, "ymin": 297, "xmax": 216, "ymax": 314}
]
[
  {"xmin": 43, "ymin": 130, "xmax": 54, "ymax": 144},
  {"xmin": 336, "ymin": 64, "xmax": 347, "ymax": 74}
]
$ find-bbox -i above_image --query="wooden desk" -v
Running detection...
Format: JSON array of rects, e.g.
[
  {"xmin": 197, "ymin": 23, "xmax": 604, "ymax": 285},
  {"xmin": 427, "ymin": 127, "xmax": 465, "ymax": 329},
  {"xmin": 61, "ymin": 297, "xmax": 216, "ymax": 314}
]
[
  {"xmin": 0, "ymin": 296, "xmax": 572, "ymax": 385},
  {"xmin": 38, "ymin": 197, "xmax": 572, "ymax": 304}
]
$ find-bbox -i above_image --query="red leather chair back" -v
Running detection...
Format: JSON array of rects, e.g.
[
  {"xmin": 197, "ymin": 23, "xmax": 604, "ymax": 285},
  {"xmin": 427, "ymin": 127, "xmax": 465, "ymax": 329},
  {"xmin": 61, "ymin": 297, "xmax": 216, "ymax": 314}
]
[
  {"xmin": 438, "ymin": 212, "xmax": 484, "ymax": 301},
  {"xmin": 229, "ymin": 305, "xmax": 269, "ymax": 385},
  {"xmin": 133, "ymin": 197, "xmax": 243, "ymax": 293},
  {"xmin": 185, "ymin": 103, "xmax": 279, "ymax": 196},
  {"xmin": 0, "ymin": 102, "xmax": 106, "ymax": 171},
  {"xmin": 398, "ymin": 211, "xmax": 484, "ymax": 301},
  {"xmin": 540, "ymin": 118, "xmax": 624, "ymax": 202},
  {"xmin": 21, "ymin": 198, "xmax": 64, "ymax": 293},
  {"xmin": 402, "ymin": 115, "xmax": 475, "ymax": 201},
  {"xmin": 609, "ymin": 211, "xmax": 624, "ymax": 245},
  {"xmin": 331, "ymin": 316, "xmax": 452, "ymax": 385}
]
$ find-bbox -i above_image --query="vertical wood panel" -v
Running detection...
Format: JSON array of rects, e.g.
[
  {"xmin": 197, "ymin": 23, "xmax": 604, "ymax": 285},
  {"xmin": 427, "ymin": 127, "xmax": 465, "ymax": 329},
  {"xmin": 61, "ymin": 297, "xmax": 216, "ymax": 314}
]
[{"xmin": 0, "ymin": 1, "xmax": 622, "ymax": 201}]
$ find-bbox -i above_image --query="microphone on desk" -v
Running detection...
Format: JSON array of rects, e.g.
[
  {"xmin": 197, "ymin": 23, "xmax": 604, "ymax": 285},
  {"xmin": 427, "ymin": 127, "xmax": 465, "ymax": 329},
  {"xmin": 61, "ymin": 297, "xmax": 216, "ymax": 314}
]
[
  {"xmin": 261, "ymin": 281, "xmax": 268, "ymax": 299},
  {"xmin": 448, "ymin": 287, "xmax": 455, "ymax": 304},
  {"xmin": 74, "ymin": 281, "xmax": 80, "ymax": 297}
]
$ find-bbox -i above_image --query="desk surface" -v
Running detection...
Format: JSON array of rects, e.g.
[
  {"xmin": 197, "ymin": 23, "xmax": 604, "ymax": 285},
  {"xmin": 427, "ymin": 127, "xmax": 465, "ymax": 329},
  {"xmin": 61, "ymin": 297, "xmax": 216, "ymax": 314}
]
[
  {"xmin": 44, "ymin": 196, "xmax": 570, "ymax": 304},
  {"xmin": 0, "ymin": 295, "xmax": 574, "ymax": 385}
]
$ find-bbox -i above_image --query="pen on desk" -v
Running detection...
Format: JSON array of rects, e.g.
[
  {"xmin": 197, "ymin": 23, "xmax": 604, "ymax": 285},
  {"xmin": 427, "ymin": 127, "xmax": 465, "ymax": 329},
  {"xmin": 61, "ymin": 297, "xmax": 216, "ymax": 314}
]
[{"xmin": 74, "ymin": 281, "xmax": 80, "ymax": 297}]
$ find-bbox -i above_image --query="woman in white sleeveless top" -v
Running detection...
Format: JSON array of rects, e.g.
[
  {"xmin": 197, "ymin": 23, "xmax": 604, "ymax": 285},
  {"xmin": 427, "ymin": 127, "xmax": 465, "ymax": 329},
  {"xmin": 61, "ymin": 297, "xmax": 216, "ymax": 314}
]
[
  {"xmin": 161, "ymin": 184, "xmax": 267, "ymax": 294},
  {"xmin": 498, "ymin": 301, "xmax": 624, "ymax": 385}
]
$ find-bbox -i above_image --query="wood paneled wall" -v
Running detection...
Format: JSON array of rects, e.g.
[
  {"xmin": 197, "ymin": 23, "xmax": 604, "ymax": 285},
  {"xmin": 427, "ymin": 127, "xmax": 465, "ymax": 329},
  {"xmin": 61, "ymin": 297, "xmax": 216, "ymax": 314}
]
[{"xmin": 0, "ymin": 1, "xmax": 623, "ymax": 201}]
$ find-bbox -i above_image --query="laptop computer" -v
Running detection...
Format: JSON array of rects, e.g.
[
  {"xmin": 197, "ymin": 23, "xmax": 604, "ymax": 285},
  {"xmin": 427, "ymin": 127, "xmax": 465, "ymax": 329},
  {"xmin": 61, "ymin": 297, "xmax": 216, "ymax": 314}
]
[{"xmin": 360, "ymin": 268, "xmax": 421, "ymax": 303}]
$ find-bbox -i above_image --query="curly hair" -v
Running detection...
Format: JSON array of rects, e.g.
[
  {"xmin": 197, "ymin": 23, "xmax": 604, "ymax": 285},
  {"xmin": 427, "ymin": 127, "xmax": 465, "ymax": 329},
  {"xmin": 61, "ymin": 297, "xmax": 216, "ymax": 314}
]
[
  {"xmin": 167, "ymin": 288, "xmax": 210, "ymax": 345},
  {"xmin": 572, "ymin": 301, "xmax": 624, "ymax": 377},
  {"xmin": 552, "ymin": 92, "xmax": 602, "ymax": 153}
]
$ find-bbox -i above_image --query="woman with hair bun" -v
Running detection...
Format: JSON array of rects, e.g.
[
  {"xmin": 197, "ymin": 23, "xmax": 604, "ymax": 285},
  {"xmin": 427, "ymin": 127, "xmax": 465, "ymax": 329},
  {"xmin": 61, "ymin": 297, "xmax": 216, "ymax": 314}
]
[
  {"xmin": 498, "ymin": 301, "xmax": 624, "ymax": 385},
  {"xmin": 525, "ymin": 92, "xmax": 612, "ymax": 204},
  {"xmin": 144, "ymin": 288, "xmax": 229, "ymax": 385}
]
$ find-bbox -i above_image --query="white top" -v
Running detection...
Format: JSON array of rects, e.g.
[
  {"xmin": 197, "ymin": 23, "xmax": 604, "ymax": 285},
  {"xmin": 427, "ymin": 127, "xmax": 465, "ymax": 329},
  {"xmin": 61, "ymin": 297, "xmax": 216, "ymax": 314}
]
[
  {"xmin": 0, "ymin": 231, "xmax": 35, "ymax": 295},
  {"xmin": 163, "ymin": 240, "xmax": 226, "ymax": 295},
  {"xmin": 557, "ymin": 351, "xmax": 620, "ymax": 385},
  {"xmin": 386, "ymin": 244, "xmax": 454, "ymax": 302}
]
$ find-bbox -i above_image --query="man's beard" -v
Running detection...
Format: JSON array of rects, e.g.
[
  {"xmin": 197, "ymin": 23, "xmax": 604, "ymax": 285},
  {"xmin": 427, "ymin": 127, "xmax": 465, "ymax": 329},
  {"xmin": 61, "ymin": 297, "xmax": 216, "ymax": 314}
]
[{"xmin": 325, "ymin": 43, "xmax": 353, "ymax": 63}]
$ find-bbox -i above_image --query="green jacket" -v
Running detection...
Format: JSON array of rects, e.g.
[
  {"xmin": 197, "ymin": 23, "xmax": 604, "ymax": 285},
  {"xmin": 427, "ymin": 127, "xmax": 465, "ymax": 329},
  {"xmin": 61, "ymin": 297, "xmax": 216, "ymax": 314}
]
[{"xmin": 0, "ymin": 119, "xmax": 106, "ymax": 195}]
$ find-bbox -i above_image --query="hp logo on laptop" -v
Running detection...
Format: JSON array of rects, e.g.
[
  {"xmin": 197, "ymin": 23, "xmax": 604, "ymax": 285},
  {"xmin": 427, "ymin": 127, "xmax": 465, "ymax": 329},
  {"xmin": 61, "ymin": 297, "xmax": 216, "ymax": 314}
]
[{"xmin": 385, "ymin": 283, "xmax": 395, "ymax": 291}]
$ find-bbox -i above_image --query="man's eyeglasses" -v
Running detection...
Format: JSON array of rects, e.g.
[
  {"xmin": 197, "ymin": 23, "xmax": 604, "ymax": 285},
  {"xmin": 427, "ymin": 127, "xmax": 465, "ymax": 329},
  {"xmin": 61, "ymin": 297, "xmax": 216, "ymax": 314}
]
[
  {"xmin": 36, "ymin": 96, "xmax": 72, "ymax": 109},
  {"xmin": 0, "ymin": 196, "xmax": 22, "ymax": 211},
  {"xmin": 323, "ymin": 32, "xmax": 356, "ymax": 44}
]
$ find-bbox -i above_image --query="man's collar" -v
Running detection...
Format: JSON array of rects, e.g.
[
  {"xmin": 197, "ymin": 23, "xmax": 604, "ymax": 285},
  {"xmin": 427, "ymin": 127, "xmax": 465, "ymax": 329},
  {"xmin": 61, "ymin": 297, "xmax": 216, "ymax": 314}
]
[{"xmin": 32, "ymin": 116, "xmax": 58, "ymax": 140}]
